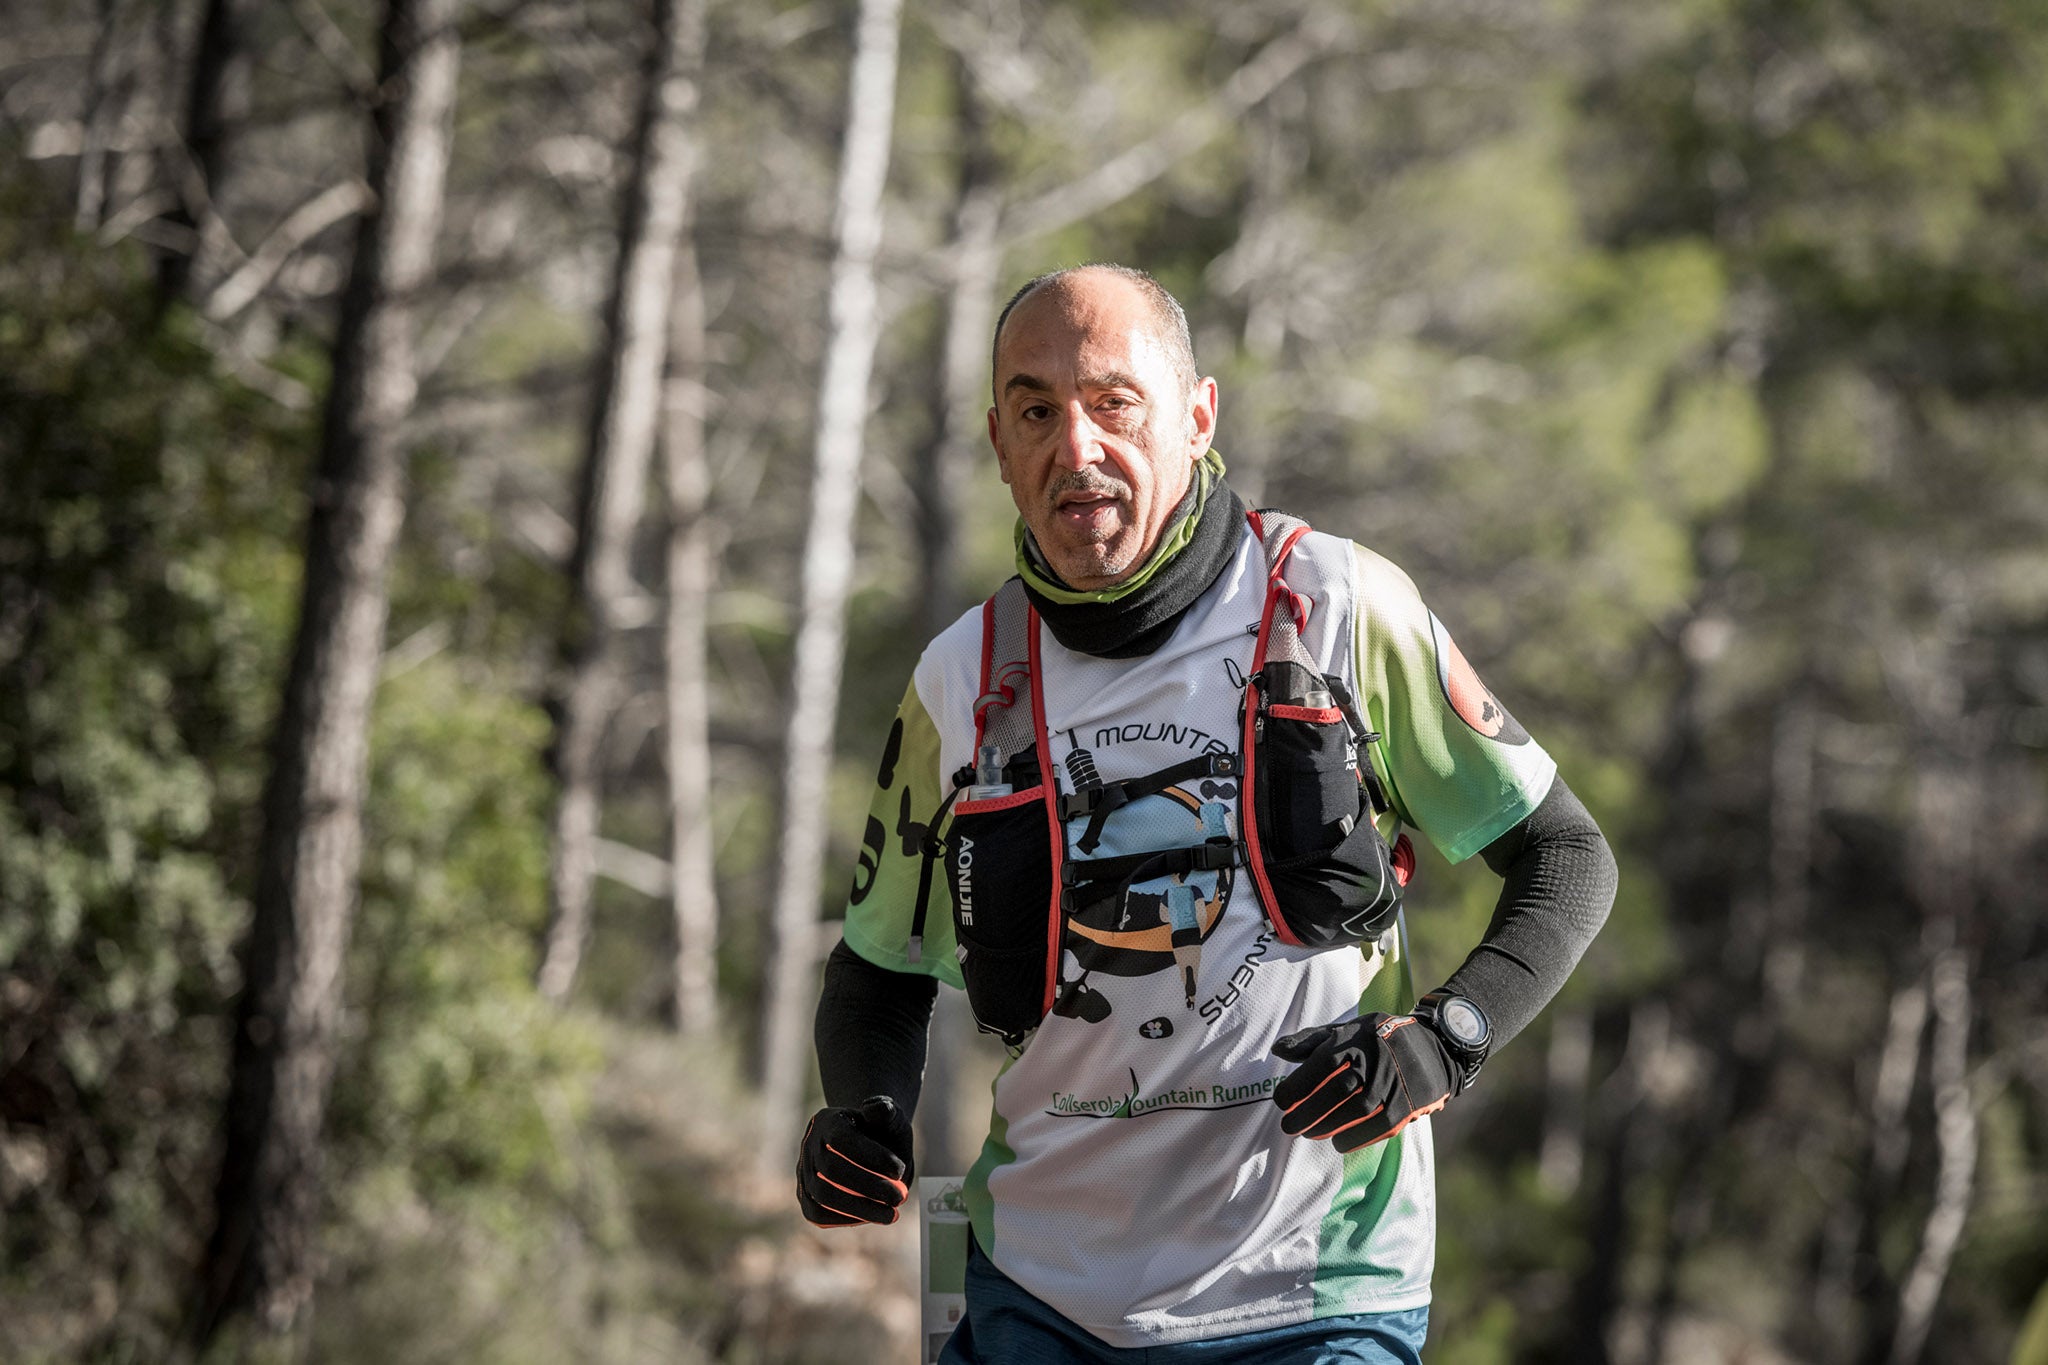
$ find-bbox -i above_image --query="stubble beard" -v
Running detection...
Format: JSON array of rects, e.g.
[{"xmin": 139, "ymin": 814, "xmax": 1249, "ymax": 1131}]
[
  {"xmin": 1039, "ymin": 471, "xmax": 1137, "ymax": 585},
  {"xmin": 1065, "ymin": 532, "xmax": 1137, "ymax": 585}
]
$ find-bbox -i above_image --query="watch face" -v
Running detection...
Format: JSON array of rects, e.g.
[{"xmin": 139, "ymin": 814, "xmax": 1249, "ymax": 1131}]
[{"xmin": 1439, "ymin": 997, "xmax": 1488, "ymax": 1048}]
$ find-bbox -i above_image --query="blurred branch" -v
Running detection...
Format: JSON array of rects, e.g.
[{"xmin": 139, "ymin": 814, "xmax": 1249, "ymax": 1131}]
[
  {"xmin": 95, "ymin": 188, "xmax": 181, "ymax": 247},
  {"xmin": 203, "ymin": 178, "xmax": 374, "ymax": 321},
  {"xmin": 593, "ymin": 837, "xmax": 672, "ymax": 900},
  {"xmin": 192, "ymin": 317, "xmax": 316, "ymax": 410},
  {"xmin": 379, "ymin": 620, "xmax": 450, "ymax": 681},
  {"xmin": 286, "ymin": 0, "xmax": 379, "ymax": 102},
  {"xmin": 510, "ymin": 498, "xmax": 575, "ymax": 562},
  {"xmin": 996, "ymin": 12, "xmax": 1348, "ymax": 245},
  {"xmin": 756, "ymin": 3, "xmax": 832, "ymax": 49}
]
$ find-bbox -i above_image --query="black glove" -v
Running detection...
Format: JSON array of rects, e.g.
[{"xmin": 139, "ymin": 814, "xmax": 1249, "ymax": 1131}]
[
  {"xmin": 1271, "ymin": 1013, "xmax": 1458, "ymax": 1152},
  {"xmin": 796, "ymin": 1095, "xmax": 916, "ymax": 1227}
]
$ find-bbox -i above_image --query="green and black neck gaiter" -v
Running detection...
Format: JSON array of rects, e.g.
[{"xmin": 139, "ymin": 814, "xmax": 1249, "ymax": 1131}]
[{"xmin": 1016, "ymin": 449, "xmax": 1246, "ymax": 659}]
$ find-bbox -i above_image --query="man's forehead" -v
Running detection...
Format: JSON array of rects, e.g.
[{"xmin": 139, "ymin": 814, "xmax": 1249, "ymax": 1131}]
[
  {"xmin": 995, "ymin": 282, "xmax": 1173, "ymax": 386},
  {"xmin": 1004, "ymin": 270, "xmax": 1153, "ymax": 335}
]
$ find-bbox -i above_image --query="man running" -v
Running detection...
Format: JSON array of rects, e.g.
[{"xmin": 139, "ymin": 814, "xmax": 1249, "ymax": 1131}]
[{"xmin": 798, "ymin": 263, "xmax": 1617, "ymax": 1363}]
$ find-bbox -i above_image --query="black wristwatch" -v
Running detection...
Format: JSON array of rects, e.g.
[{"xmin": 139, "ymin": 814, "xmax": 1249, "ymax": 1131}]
[{"xmin": 1413, "ymin": 990, "xmax": 1491, "ymax": 1092}]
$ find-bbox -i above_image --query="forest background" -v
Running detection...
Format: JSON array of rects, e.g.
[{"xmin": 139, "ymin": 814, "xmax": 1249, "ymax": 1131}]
[{"xmin": 3, "ymin": 0, "xmax": 2046, "ymax": 1361}]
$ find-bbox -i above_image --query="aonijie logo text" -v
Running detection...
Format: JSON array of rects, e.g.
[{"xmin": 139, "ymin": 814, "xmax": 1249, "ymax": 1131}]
[{"xmin": 954, "ymin": 835, "xmax": 975, "ymax": 924}]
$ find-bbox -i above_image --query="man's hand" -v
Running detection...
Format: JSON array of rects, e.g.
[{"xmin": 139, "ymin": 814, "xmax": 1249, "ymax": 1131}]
[
  {"xmin": 1271, "ymin": 1013, "xmax": 1457, "ymax": 1152},
  {"xmin": 796, "ymin": 1095, "xmax": 916, "ymax": 1227}
]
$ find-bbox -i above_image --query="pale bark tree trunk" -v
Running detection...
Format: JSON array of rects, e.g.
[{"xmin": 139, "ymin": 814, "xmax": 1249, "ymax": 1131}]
[
  {"xmin": 193, "ymin": 0, "xmax": 461, "ymax": 1342},
  {"xmin": 1870, "ymin": 980, "xmax": 1932, "ymax": 1187},
  {"xmin": 910, "ymin": 54, "xmax": 1001, "ymax": 644},
  {"xmin": 537, "ymin": 0, "xmax": 708, "ymax": 1003},
  {"xmin": 905, "ymin": 53, "xmax": 1000, "ymax": 1180},
  {"xmin": 1890, "ymin": 939, "xmax": 1976, "ymax": 1365},
  {"xmin": 1817, "ymin": 972, "xmax": 1928, "ymax": 1347},
  {"xmin": 662, "ymin": 219, "xmax": 721, "ymax": 1035},
  {"xmin": 1854, "ymin": 613, "xmax": 1981, "ymax": 1365},
  {"xmin": 757, "ymin": 0, "xmax": 905, "ymax": 1177},
  {"xmin": 1887, "ymin": 757, "xmax": 1980, "ymax": 1365}
]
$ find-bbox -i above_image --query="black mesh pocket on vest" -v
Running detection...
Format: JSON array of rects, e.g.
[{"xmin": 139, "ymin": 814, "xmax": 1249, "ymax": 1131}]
[
  {"xmin": 947, "ymin": 782, "xmax": 1055, "ymax": 1044},
  {"xmin": 1253, "ymin": 660, "xmax": 1404, "ymax": 949},
  {"xmin": 1262, "ymin": 819, "xmax": 1402, "ymax": 949}
]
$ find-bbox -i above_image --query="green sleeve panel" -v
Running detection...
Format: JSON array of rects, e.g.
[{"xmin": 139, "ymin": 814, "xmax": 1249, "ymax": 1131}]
[
  {"xmin": 838, "ymin": 677, "xmax": 967, "ymax": 990},
  {"xmin": 1350, "ymin": 543, "xmax": 1557, "ymax": 865}
]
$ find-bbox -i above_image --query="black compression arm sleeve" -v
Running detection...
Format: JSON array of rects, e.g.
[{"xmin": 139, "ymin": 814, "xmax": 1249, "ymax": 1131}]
[
  {"xmin": 1435, "ymin": 776, "xmax": 1617, "ymax": 1050},
  {"xmin": 814, "ymin": 938, "xmax": 939, "ymax": 1115}
]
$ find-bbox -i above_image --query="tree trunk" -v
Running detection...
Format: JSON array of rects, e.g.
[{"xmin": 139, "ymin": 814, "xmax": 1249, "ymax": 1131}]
[
  {"xmin": 192, "ymin": 0, "xmax": 461, "ymax": 1343},
  {"xmin": 74, "ymin": 0, "xmax": 125, "ymax": 232},
  {"xmin": 159, "ymin": 0, "xmax": 248, "ymax": 306},
  {"xmin": 1886, "ymin": 758, "xmax": 1980, "ymax": 1365},
  {"xmin": 662, "ymin": 219, "xmax": 720, "ymax": 1035},
  {"xmin": 910, "ymin": 54, "xmax": 1001, "ymax": 644},
  {"xmin": 1211, "ymin": 84, "xmax": 1308, "ymax": 507},
  {"xmin": 1537, "ymin": 1004, "xmax": 1592, "ymax": 1198},
  {"xmin": 537, "ymin": 0, "xmax": 708, "ymax": 1003},
  {"xmin": 1570, "ymin": 1001, "xmax": 1668, "ymax": 1365},
  {"xmin": 904, "ymin": 52, "xmax": 1000, "ymax": 1179},
  {"xmin": 756, "ymin": 0, "xmax": 904, "ymax": 1177},
  {"xmin": 1813, "ymin": 971, "xmax": 1928, "ymax": 1359},
  {"xmin": 1754, "ymin": 697, "xmax": 1815, "ymax": 1062},
  {"xmin": 1646, "ymin": 697, "xmax": 1817, "ymax": 1364},
  {"xmin": 1889, "ymin": 941, "xmax": 1976, "ymax": 1365}
]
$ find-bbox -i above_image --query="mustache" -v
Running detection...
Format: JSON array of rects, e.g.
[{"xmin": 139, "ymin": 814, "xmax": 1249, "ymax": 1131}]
[{"xmin": 1045, "ymin": 471, "xmax": 1132, "ymax": 508}]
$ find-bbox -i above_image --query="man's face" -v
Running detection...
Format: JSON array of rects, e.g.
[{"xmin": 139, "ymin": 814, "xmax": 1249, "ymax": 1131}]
[{"xmin": 986, "ymin": 274, "xmax": 1218, "ymax": 591}]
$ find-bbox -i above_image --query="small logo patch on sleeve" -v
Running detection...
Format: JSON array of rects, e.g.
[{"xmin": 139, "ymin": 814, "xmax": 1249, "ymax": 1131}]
[{"xmin": 1429, "ymin": 613, "xmax": 1530, "ymax": 745}]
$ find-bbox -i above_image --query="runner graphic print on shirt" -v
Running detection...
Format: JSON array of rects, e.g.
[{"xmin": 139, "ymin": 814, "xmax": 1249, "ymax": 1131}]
[{"xmin": 1051, "ymin": 753, "xmax": 1239, "ymax": 1029}]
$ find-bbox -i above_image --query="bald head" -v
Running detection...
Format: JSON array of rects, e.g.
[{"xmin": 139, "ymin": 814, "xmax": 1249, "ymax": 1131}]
[{"xmin": 991, "ymin": 264, "xmax": 1197, "ymax": 403}]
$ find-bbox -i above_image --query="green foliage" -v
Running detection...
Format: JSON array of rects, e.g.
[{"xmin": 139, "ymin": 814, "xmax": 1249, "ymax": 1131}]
[
  {"xmin": 0, "ymin": 158, "xmax": 632, "ymax": 1361},
  {"xmin": 0, "ymin": 178, "xmax": 307, "ymax": 1359},
  {"xmin": 337, "ymin": 658, "xmax": 596, "ymax": 1212}
]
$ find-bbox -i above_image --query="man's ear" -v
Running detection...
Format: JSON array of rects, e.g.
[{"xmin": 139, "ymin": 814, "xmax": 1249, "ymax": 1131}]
[
  {"xmin": 1187, "ymin": 376, "xmax": 1219, "ymax": 456},
  {"xmin": 987, "ymin": 406, "xmax": 1011, "ymax": 484}
]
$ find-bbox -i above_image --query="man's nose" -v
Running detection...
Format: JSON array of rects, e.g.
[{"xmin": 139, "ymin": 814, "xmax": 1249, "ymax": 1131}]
[{"xmin": 1055, "ymin": 403, "xmax": 1106, "ymax": 469}]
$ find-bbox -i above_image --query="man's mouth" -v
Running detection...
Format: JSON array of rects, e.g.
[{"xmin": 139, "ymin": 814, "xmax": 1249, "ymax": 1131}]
[{"xmin": 1056, "ymin": 492, "xmax": 1123, "ymax": 529}]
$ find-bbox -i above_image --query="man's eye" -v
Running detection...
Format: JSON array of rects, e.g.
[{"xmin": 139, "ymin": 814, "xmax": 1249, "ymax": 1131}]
[{"xmin": 1022, "ymin": 404, "xmax": 1051, "ymax": 421}]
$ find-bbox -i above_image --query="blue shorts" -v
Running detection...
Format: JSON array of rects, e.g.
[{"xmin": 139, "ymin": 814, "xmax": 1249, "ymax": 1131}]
[{"xmin": 937, "ymin": 1240, "xmax": 1429, "ymax": 1365}]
